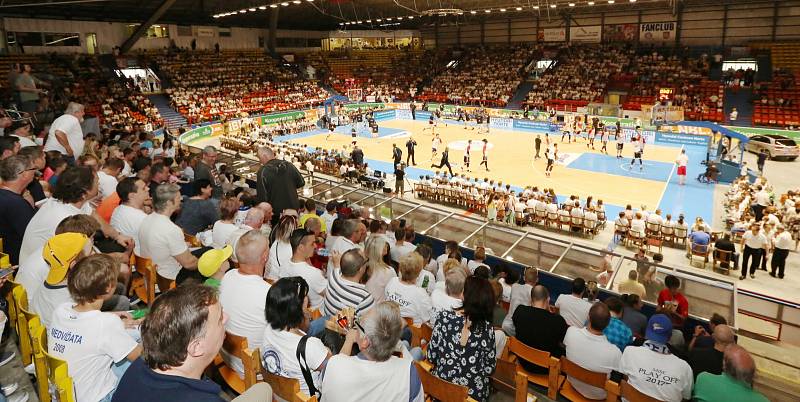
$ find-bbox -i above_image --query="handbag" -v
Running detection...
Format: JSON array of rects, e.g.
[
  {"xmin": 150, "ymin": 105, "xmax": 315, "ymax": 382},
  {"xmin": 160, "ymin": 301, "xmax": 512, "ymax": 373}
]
[{"xmin": 296, "ymin": 334, "xmax": 322, "ymax": 399}]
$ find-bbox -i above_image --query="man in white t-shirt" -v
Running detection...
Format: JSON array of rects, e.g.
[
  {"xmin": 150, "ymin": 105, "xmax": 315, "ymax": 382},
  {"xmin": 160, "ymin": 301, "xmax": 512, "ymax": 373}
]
[
  {"xmin": 19, "ymin": 166, "xmax": 133, "ymax": 263},
  {"xmin": 620, "ymin": 314, "xmax": 693, "ymax": 401},
  {"xmin": 555, "ymin": 278, "xmax": 592, "ymax": 327},
  {"xmin": 326, "ymin": 219, "xmax": 366, "ymax": 272},
  {"xmin": 282, "ymin": 229, "xmax": 327, "ymax": 309},
  {"xmin": 563, "ymin": 303, "xmax": 622, "ymax": 400},
  {"xmin": 739, "ymin": 224, "xmax": 768, "ymax": 280},
  {"xmin": 110, "ymin": 178, "xmax": 150, "ymax": 256},
  {"xmin": 390, "ymin": 228, "xmax": 416, "ymax": 264},
  {"xmin": 226, "ymin": 208, "xmax": 264, "ymax": 263},
  {"xmin": 96, "ymin": 157, "xmax": 124, "ymax": 199},
  {"xmin": 43, "ymin": 102, "xmax": 86, "ymax": 162},
  {"xmin": 675, "ymin": 149, "xmax": 689, "ymax": 185},
  {"xmin": 139, "ymin": 183, "xmax": 199, "ymax": 291},
  {"xmin": 430, "ymin": 269, "xmax": 464, "ymax": 326},
  {"xmin": 219, "ymin": 230, "xmax": 271, "ymax": 375},
  {"xmin": 48, "ymin": 254, "xmax": 141, "ymax": 402},
  {"xmin": 31, "ymin": 232, "xmax": 93, "ymax": 328},
  {"xmin": 320, "ymin": 301, "xmax": 424, "ymax": 402}
]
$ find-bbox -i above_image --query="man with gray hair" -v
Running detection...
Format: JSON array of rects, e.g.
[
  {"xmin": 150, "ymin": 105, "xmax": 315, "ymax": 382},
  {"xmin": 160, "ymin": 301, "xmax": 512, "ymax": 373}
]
[
  {"xmin": 0, "ymin": 154, "xmax": 36, "ymax": 264},
  {"xmin": 255, "ymin": 145, "xmax": 304, "ymax": 225},
  {"xmin": 693, "ymin": 344, "xmax": 768, "ymax": 402},
  {"xmin": 226, "ymin": 207, "xmax": 265, "ymax": 262},
  {"xmin": 194, "ymin": 145, "xmax": 221, "ymax": 197},
  {"xmin": 44, "ymin": 102, "xmax": 85, "ymax": 164},
  {"xmin": 430, "ymin": 268, "xmax": 465, "ymax": 326},
  {"xmin": 139, "ymin": 183, "xmax": 199, "ymax": 291},
  {"xmin": 320, "ymin": 301, "xmax": 424, "ymax": 402}
]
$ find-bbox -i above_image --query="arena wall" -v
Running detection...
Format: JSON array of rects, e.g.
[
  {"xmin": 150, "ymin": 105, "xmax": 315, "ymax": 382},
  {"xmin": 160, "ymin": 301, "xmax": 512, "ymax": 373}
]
[{"xmin": 421, "ymin": 0, "xmax": 800, "ymax": 47}]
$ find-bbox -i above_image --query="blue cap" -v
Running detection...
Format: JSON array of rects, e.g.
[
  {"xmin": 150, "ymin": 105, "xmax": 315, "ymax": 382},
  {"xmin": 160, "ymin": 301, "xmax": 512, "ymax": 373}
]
[{"xmin": 645, "ymin": 314, "xmax": 673, "ymax": 344}]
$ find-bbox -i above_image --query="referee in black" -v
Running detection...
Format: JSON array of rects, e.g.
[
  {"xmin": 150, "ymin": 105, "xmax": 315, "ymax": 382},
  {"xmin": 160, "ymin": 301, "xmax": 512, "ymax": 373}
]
[{"xmin": 405, "ymin": 137, "xmax": 417, "ymax": 166}]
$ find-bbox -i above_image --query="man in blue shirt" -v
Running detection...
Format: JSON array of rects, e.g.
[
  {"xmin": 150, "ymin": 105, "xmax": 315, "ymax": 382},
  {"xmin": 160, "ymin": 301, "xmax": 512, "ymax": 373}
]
[
  {"xmin": 687, "ymin": 229, "xmax": 711, "ymax": 258},
  {"xmin": 603, "ymin": 296, "xmax": 633, "ymax": 352},
  {"xmin": 112, "ymin": 285, "xmax": 271, "ymax": 402}
]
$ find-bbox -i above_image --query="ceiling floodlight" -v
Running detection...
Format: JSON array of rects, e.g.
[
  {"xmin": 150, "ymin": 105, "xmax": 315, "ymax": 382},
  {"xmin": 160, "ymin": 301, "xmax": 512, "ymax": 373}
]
[
  {"xmin": 258, "ymin": 5, "xmax": 266, "ymax": 9},
  {"xmin": 588, "ymin": 1, "xmax": 595, "ymax": 4},
  {"xmin": 516, "ymin": 6, "xmax": 522, "ymax": 10},
  {"xmin": 550, "ymin": 4, "xmax": 557, "ymax": 7},
  {"xmin": 376, "ymin": 18, "xmax": 382, "ymax": 21},
  {"xmin": 485, "ymin": 9, "xmax": 491, "ymax": 13},
  {"xmin": 470, "ymin": 10, "xmax": 477, "ymax": 14},
  {"xmin": 533, "ymin": 6, "xmax": 539, "ymax": 9},
  {"xmin": 608, "ymin": 0, "xmax": 615, "ymax": 3},
  {"xmin": 270, "ymin": 4, "xmax": 278, "ymax": 7},
  {"xmin": 569, "ymin": 2, "xmax": 575, "ymax": 6},
  {"xmin": 281, "ymin": 2, "xmax": 289, "ymax": 6},
  {"xmin": 248, "ymin": 7, "xmax": 256, "ymax": 11},
  {"xmin": 293, "ymin": 0, "xmax": 301, "ymax": 4},
  {"xmin": 397, "ymin": 16, "xmax": 404, "ymax": 20},
  {"xmin": 386, "ymin": 17, "xmax": 393, "ymax": 20},
  {"xmin": 500, "ymin": 8, "xmax": 506, "ymax": 12},
  {"xmin": 408, "ymin": 16, "xmax": 414, "ymax": 19}
]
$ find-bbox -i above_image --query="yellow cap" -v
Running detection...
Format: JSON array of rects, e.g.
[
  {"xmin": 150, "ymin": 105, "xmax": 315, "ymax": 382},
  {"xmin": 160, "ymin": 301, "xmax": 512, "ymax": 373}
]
[
  {"xmin": 43, "ymin": 233, "xmax": 89, "ymax": 285},
  {"xmin": 198, "ymin": 245, "xmax": 233, "ymax": 277}
]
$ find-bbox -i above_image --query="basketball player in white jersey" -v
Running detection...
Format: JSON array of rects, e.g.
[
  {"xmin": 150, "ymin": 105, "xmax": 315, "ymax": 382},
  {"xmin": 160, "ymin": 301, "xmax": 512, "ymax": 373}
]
[{"xmin": 463, "ymin": 140, "xmax": 472, "ymax": 172}]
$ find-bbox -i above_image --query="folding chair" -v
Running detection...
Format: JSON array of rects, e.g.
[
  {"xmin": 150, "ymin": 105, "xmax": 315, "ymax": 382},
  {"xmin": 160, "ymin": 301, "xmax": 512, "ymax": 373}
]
[
  {"xmin": 557, "ymin": 357, "xmax": 618, "ymax": 402},
  {"xmin": 213, "ymin": 332, "xmax": 261, "ymax": 394},
  {"xmin": 414, "ymin": 361, "xmax": 478, "ymax": 402},
  {"xmin": 507, "ymin": 337, "xmax": 560, "ymax": 400}
]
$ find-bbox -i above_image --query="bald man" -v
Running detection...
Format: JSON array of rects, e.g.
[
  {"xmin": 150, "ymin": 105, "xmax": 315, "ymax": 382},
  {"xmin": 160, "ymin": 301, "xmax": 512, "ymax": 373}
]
[
  {"xmin": 693, "ymin": 345, "xmax": 769, "ymax": 402},
  {"xmin": 688, "ymin": 324, "xmax": 735, "ymax": 378}
]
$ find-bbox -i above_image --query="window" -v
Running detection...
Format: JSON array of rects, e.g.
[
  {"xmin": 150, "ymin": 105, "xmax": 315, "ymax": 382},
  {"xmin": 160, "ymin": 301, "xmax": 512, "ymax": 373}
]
[
  {"xmin": 8, "ymin": 32, "xmax": 80, "ymax": 47},
  {"xmin": 219, "ymin": 28, "xmax": 231, "ymax": 38},
  {"xmin": 126, "ymin": 24, "xmax": 169, "ymax": 39}
]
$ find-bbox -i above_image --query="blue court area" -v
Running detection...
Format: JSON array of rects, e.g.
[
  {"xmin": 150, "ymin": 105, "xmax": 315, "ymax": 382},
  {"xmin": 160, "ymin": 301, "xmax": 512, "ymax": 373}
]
[{"xmin": 567, "ymin": 153, "xmax": 676, "ymax": 182}]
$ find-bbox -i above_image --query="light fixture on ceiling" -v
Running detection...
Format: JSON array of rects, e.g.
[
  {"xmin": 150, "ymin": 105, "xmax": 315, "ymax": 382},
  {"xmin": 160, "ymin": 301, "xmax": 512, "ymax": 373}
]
[
  {"xmin": 239, "ymin": 9, "xmax": 247, "ymax": 13},
  {"xmin": 608, "ymin": 0, "xmax": 615, "ymax": 3},
  {"xmin": 376, "ymin": 18, "xmax": 382, "ymax": 21},
  {"xmin": 293, "ymin": 0, "xmax": 301, "ymax": 4},
  {"xmin": 248, "ymin": 7, "xmax": 256, "ymax": 11},
  {"xmin": 588, "ymin": 1, "xmax": 595, "ymax": 4},
  {"xmin": 500, "ymin": 8, "xmax": 506, "ymax": 12},
  {"xmin": 569, "ymin": 2, "xmax": 575, "ymax": 6},
  {"xmin": 258, "ymin": 6, "xmax": 266, "ymax": 10},
  {"xmin": 533, "ymin": 5, "xmax": 539, "ymax": 9},
  {"xmin": 270, "ymin": 4, "xmax": 278, "ymax": 8},
  {"xmin": 550, "ymin": 4, "xmax": 557, "ymax": 8},
  {"xmin": 397, "ymin": 16, "xmax": 403, "ymax": 20},
  {"xmin": 386, "ymin": 17, "xmax": 393, "ymax": 20},
  {"xmin": 408, "ymin": 16, "xmax": 414, "ymax": 19},
  {"xmin": 281, "ymin": 2, "xmax": 289, "ymax": 6},
  {"xmin": 485, "ymin": 9, "xmax": 491, "ymax": 13},
  {"xmin": 516, "ymin": 7, "xmax": 522, "ymax": 11},
  {"xmin": 470, "ymin": 10, "xmax": 477, "ymax": 14}
]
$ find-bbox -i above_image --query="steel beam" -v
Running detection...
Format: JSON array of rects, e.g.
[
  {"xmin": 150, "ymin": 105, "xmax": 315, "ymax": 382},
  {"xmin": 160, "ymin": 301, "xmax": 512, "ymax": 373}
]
[{"xmin": 120, "ymin": 0, "xmax": 178, "ymax": 54}]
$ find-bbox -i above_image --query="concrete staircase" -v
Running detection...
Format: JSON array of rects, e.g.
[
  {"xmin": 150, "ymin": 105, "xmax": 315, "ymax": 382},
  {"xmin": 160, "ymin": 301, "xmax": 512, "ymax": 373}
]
[
  {"xmin": 148, "ymin": 94, "xmax": 187, "ymax": 130},
  {"xmin": 724, "ymin": 87, "xmax": 753, "ymax": 126},
  {"xmin": 507, "ymin": 81, "xmax": 534, "ymax": 110}
]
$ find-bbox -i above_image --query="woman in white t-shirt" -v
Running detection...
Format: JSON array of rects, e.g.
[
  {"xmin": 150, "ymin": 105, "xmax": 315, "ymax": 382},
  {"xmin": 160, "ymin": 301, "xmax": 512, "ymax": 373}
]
[
  {"xmin": 267, "ymin": 215, "xmax": 298, "ymax": 280},
  {"xmin": 385, "ymin": 252, "xmax": 433, "ymax": 325},
  {"xmin": 211, "ymin": 197, "xmax": 241, "ymax": 249},
  {"xmin": 364, "ymin": 236, "xmax": 397, "ymax": 303},
  {"xmin": 261, "ymin": 277, "xmax": 334, "ymax": 397}
]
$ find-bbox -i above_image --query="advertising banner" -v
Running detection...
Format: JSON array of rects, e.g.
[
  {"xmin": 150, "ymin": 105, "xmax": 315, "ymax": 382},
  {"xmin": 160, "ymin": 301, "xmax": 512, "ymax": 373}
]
[
  {"xmin": 569, "ymin": 26, "xmax": 601, "ymax": 43},
  {"xmin": 179, "ymin": 125, "xmax": 215, "ymax": 145},
  {"xmin": 639, "ymin": 22, "xmax": 677, "ymax": 42},
  {"xmin": 260, "ymin": 111, "xmax": 305, "ymax": 126},
  {"xmin": 374, "ymin": 110, "xmax": 396, "ymax": 121},
  {"xmin": 620, "ymin": 128, "xmax": 657, "ymax": 143},
  {"xmin": 490, "ymin": 117, "xmax": 514, "ymax": 130},
  {"xmin": 513, "ymin": 119, "xmax": 558, "ymax": 132},
  {"xmin": 396, "ymin": 109, "xmax": 413, "ymax": 120},
  {"xmin": 604, "ymin": 24, "xmax": 638, "ymax": 42},
  {"xmin": 655, "ymin": 132, "xmax": 710, "ymax": 147},
  {"xmin": 538, "ymin": 28, "xmax": 566, "ymax": 42}
]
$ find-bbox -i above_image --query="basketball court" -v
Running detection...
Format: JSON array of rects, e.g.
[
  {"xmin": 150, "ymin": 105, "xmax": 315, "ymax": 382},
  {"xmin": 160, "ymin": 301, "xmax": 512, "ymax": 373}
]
[{"xmin": 200, "ymin": 116, "xmax": 715, "ymax": 222}]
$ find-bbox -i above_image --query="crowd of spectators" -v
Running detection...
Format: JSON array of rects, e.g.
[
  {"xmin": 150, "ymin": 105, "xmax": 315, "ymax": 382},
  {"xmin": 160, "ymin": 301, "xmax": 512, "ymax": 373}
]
[
  {"xmin": 156, "ymin": 50, "xmax": 328, "ymax": 124},
  {"xmin": 421, "ymin": 45, "xmax": 537, "ymax": 107}
]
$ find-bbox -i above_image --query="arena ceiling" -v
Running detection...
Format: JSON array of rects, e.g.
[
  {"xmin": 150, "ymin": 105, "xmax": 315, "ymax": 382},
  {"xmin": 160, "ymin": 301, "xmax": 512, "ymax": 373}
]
[{"xmin": 0, "ymin": 0, "xmax": 775, "ymax": 30}]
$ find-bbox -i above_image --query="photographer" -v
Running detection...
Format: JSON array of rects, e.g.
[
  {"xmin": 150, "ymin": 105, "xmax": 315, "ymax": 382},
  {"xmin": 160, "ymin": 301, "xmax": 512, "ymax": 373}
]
[{"xmin": 394, "ymin": 163, "xmax": 405, "ymax": 197}]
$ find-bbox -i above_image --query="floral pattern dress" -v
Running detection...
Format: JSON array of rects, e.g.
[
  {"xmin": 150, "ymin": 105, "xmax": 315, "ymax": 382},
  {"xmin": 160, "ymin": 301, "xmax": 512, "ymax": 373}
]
[{"xmin": 427, "ymin": 310, "xmax": 497, "ymax": 402}]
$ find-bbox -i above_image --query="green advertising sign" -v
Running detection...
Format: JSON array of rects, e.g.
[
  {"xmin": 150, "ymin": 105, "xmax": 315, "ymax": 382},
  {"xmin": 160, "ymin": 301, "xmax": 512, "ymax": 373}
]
[
  {"xmin": 341, "ymin": 102, "xmax": 385, "ymax": 110},
  {"xmin": 260, "ymin": 111, "xmax": 306, "ymax": 126},
  {"xmin": 179, "ymin": 125, "xmax": 214, "ymax": 145}
]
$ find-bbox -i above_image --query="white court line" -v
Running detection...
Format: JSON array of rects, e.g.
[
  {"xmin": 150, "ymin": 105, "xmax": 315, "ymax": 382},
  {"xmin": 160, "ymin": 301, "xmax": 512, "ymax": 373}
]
[{"xmin": 656, "ymin": 144, "xmax": 683, "ymax": 209}]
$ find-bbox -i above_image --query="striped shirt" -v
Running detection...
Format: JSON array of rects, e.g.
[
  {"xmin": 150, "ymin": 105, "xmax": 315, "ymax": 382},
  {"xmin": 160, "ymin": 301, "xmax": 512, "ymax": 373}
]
[{"xmin": 323, "ymin": 268, "xmax": 374, "ymax": 317}]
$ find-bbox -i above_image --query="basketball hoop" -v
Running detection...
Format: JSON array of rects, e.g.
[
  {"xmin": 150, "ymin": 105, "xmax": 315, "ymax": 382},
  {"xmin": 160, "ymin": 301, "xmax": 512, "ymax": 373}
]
[{"xmin": 347, "ymin": 88, "xmax": 363, "ymax": 103}]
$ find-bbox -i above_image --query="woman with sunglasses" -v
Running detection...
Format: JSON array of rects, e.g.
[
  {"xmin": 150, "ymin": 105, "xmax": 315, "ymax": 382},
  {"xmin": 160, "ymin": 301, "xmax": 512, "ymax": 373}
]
[
  {"xmin": 428, "ymin": 275, "xmax": 497, "ymax": 402},
  {"xmin": 261, "ymin": 276, "xmax": 333, "ymax": 397}
]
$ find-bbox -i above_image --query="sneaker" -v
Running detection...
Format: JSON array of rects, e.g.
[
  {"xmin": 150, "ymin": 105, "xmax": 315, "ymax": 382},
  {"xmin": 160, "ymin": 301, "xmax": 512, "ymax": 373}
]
[
  {"xmin": 2, "ymin": 382, "xmax": 18, "ymax": 396},
  {"xmin": 0, "ymin": 351, "xmax": 15, "ymax": 367},
  {"xmin": 23, "ymin": 363, "xmax": 35, "ymax": 375},
  {"xmin": 9, "ymin": 392, "xmax": 28, "ymax": 402}
]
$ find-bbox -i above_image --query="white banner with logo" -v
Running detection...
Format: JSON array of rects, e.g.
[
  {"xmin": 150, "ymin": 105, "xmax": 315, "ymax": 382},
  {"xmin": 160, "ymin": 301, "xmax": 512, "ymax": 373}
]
[
  {"xmin": 639, "ymin": 22, "xmax": 676, "ymax": 42},
  {"xmin": 196, "ymin": 27, "xmax": 215, "ymax": 37},
  {"xmin": 541, "ymin": 28, "xmax": 566, "ymax": 42},
  {"xmin": 569, "ymin": 26, "xmax": 601, "ymax": 43}
]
